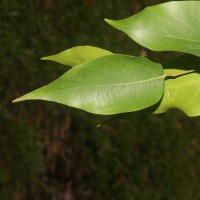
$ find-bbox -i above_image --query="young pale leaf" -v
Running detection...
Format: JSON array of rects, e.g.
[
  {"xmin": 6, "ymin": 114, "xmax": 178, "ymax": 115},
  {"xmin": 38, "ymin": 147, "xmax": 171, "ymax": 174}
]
[
  {"xmin": 154, "ymin": 54, "xmax": 200, "ymax": 116},
  {"xmin": 105, "ymin": 1, "xmax": 200, "ymax": 57},
  {"xmin": 13, "ymin": 55, "xmax": 164, "ymax": 115},
  {"xmin": 41, "ymin": 45, "xmax": 113, "ymax": 67}
]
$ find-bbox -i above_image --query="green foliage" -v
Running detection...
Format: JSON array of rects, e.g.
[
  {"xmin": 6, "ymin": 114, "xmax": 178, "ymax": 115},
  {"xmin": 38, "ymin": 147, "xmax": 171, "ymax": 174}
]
[
  {"xmin": 14, "ymin": 55, "xmax": 164, "ymax": 115},
  {"xmin": 13, "ymin": 1, "xmax": 200, "ymax": 117},
  {"xmin": 105, "ymin": 1, "xmax": 200, "ymax": 56},
  {"xmin": 41, "ymin": 46, "xmax": 113, "ymax": 66},
  {"xmin": 3, "ymin": 1, "xmax": 200, "ymax": 200},
  {"xmin": 155, "ymin": 54, "xmax": 200, "ymax": 116},
  {"xmin": 0, "ymin": 1, "xmax": 142, "ymax": 199}
]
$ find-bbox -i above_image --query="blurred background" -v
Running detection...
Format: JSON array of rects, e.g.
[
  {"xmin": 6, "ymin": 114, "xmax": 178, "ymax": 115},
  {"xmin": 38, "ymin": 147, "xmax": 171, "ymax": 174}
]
[{"xmin": 1, "ymin": 0, "xmax": 200, "ymax": 199}]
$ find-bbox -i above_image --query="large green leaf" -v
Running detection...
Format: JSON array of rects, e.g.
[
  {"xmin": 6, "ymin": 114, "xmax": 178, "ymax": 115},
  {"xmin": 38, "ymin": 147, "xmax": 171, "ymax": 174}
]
[
  {"xmin": 13, "ymin": 55, "xmax": 164, "ymax": 115},
  {"xmin": 154, "ymin": 54, "xmax": 200, "ymax": 116},
  {"xmin": 41, "ymin": 45, "xmax": 113, "ymax": 67},
  {"xmin": 105, "ymin": 1, "xmax": 200, "ymax": 56}
]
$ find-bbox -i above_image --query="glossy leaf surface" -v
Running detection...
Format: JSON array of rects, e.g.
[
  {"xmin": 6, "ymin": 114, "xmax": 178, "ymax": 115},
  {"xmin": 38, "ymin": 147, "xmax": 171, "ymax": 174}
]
[
  {"xmin": 105, "ymin": 1, "xmax": 200, "ymax": 56},
  {"xmin": 13, "ymin": 55, "xmax": 164, "ymax": 115},
  {"xmin": 41, "ymin": 45, "xmax": 113, "ymax": 67},
  {"xmin": 154, "ymin": 54, "xmax": 200, "ymax": 116}
]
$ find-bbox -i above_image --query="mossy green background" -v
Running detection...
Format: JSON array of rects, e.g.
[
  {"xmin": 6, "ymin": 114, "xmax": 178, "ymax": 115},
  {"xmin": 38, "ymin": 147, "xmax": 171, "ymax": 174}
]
[{"xmin": 1, "ymin": 0, "xmax": 200, "ymax": 199}]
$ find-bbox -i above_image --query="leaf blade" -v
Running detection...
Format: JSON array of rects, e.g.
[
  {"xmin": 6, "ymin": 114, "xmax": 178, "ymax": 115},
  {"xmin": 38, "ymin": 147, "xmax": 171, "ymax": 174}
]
[
  {"xmin": 154, "ymin": 54, "xmax": 200, "ymax": 116},
  {"xmin": 13, "ymin": 55, "xmax": 164, "ymax": 115},
  {"xmin": 105, "ymin": 1, "xmax": 200, "ymax": 56},
  {"xmin": 41, "ymin": 45, "xmax": 113, "ymax": 67}
]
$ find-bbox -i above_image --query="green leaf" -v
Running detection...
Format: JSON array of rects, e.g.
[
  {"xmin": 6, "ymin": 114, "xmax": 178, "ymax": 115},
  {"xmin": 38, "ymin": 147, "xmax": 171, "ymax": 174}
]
[
  {"xmin": 154, "ymin": 54, "xmax": 200, "ymax": 116},
  {"xmin": 41, "ymin": 45, "xmax": 113, "ymax": 67},
  {"xmin": 105, "ymin": 1, "xmax": 200, "ymax": 56},
  {"xmin": 13, "ymin": 55, "xmax": 164, "ymax": 115}
]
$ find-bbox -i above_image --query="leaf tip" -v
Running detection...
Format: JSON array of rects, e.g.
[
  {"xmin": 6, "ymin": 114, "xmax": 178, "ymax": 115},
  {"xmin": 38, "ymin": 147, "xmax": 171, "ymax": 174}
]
[
  {"xmin": 12, "ymin": 94, "xmax": 31, "ymax": 103},
  {"xmin": 41, "ymin": 56, "xmax": 49, "ymax": 61},
  {"xmin": 104, "ymin": 18, "xmax": 122, "ymax": 32},
  {"xmin": 12, "ymin": 97, "xmax": 21, "ymax": 103},
  {"xmin": 104, "ymin": 18, "xmax": 116, "ymax": 26}
]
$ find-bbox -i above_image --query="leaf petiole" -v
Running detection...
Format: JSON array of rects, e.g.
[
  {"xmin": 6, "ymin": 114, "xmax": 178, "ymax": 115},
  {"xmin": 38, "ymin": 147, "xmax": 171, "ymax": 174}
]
[{"xmin": 164, "ymin": 70, "xmax": 195, "ymax": 78}]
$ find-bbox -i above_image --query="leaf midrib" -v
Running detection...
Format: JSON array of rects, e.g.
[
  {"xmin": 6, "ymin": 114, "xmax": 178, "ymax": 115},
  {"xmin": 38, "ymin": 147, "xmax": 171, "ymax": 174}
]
[
  {"xmin": 27, "ymin": 75, "xmax": 164, "ymax": 98},
  {"xmin": 117, "ymin": 23, "xmax": 200, "ymax": 44}
]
